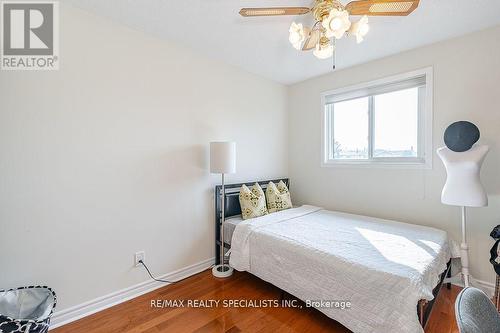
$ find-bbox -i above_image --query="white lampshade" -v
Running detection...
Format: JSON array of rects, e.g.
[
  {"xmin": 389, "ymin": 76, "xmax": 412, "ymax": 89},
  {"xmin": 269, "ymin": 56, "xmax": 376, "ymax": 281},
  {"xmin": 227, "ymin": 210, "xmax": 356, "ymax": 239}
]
[{"xmin": 210, "ymin": 142, "xmax": 236, "ymax": 174}]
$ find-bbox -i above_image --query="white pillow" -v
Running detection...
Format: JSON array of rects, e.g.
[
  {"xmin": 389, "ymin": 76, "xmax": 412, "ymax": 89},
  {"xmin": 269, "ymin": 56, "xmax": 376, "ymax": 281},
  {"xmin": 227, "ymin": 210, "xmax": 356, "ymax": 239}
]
[
  {"xmin": 239, "ymin": 183, "xmax": 268, "ymax": 220},
  {"xmin": 265, "ymin": 180, "xmax": 292, "ymax": 213}
]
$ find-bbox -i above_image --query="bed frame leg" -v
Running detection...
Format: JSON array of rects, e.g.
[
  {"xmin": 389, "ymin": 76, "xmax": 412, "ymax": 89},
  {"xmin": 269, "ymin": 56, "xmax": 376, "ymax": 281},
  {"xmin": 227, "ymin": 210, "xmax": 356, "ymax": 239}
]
[
  {"xmin": 279, "ymin": 290, "xmax": 284, "ymax": 302},
  {"xmin": 419, "ymin": 299, "xmax": 430, "ymax": 327},
  {"xmin": 418, "ymin": 301, "xmax": 425, "ymax": 326},
  {"xmin": 447, "ymin": 261, "xmax": 452, "ymax": 290}
]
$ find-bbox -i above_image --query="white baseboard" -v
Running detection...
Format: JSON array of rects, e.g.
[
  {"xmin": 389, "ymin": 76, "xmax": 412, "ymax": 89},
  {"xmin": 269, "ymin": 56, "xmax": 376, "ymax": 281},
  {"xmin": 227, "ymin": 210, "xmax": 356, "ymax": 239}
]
[
  {"xmin": 474, "ymin": 278, "xmax": 495, "ymax": 297},
  {"xmin": 50, "ymin": 257, "xmax": 214, "ymax": 329},
  {"xmin": 447, "ymin": 275, "xmax": 496, "ymax": 297}
]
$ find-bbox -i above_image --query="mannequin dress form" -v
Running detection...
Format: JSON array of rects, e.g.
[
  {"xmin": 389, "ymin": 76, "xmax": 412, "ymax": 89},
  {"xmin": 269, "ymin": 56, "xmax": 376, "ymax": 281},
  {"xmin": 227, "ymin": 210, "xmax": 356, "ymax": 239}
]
[{"xmin": 437, "ymin": 144, "xmax": 489, "ymax": 287}]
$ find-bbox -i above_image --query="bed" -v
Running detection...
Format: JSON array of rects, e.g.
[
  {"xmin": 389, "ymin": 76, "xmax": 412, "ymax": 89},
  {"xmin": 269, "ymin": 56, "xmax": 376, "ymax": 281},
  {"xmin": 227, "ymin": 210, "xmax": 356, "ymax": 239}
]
[
  {"xmin": 214, "ymin": 179, "xmax": 451, "ymax": 333},
  {"xmin": 222, "ymin": 216, "xmax": 243, "ymax": 245}
]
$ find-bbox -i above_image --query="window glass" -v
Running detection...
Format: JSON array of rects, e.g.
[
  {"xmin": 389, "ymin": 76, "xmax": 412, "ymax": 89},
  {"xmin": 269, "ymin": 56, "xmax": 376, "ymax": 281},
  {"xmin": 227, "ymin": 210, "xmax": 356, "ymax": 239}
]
[
  {"xmin": 323, "ymin": 70, "xmax": 431, "ymax": 167},
  {"xmin": 333, "ymin": 97, "xmax": 369, "ymax": 160},
  {"xmin": 373, "ymin": 87, "xmax": 419, "ymax": 158}
]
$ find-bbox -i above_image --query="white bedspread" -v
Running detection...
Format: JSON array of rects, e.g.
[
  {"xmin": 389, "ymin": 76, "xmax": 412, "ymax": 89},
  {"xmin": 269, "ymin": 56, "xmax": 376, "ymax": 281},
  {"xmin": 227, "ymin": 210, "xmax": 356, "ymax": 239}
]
[{"xmin": 229, "ymin": 205, "xmax": 451, "ymax": 333}]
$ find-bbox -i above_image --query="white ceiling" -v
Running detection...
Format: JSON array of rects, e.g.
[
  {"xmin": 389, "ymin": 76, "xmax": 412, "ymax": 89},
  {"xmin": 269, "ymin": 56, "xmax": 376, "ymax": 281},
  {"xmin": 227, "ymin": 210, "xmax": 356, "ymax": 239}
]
[{"xmin": 67, "ymin": 0, "xmax": 500, "ymax": 85}]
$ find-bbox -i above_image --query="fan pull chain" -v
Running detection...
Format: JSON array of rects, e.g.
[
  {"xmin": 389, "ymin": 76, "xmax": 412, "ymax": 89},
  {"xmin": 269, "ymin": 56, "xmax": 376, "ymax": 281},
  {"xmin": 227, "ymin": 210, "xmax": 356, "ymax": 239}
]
[{"xmin": 332, "ymin": 39, "xmax": 336, "ymax": 70}]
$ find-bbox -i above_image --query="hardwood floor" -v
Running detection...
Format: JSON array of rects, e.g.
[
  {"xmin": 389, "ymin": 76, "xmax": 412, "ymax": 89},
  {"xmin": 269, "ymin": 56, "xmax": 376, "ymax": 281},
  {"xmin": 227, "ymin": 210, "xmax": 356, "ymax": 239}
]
[
  {"xmin": 51, "ymin": 270, "xmax": 460, "ymax": 333},
  {"xmin": 425, "ymin": 284, "xmax": 461, "ymax": 333}
]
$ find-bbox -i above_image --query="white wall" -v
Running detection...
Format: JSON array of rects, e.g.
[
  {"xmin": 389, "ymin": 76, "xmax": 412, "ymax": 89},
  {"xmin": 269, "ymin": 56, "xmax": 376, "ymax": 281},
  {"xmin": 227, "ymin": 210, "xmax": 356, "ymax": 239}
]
[
  {"xmin": 0, "ymin": 4, "xmax": 288, "ymax": 311},
  {"xmin": 2, "ymin": 2, "xmax": 498, "ymax": 319},
  {"xmin": 289, "ymin": 25, "xmax": 500, "ymax": 286}
]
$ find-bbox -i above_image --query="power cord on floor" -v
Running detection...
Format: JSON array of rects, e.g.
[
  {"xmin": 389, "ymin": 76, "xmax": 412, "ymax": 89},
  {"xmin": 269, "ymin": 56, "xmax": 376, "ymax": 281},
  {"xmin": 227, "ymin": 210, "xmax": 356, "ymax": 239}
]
[{"xmin": 138, "ymin": 260, "xmax": 215, "ymax": 284}]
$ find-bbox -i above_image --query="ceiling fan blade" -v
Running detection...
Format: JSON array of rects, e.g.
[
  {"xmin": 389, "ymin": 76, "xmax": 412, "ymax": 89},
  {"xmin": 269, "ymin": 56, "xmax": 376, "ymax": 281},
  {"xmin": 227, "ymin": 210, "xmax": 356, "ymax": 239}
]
[
  {"xmin": 302, "ymin": 30, "xmax": 320, "ymax": 51},
  {"xmin": 239, "ymin": 7, "xmax": 310, "ymax": 17},
  {"xmin": 345, "ymin": 0, "xmax": 419, "ymax": 16}
]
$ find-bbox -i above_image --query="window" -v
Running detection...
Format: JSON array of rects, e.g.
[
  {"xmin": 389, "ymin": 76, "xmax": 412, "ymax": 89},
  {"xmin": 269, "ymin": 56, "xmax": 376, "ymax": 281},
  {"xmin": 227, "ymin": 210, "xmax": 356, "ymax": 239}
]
[{"xmin": 322, "ymin": 68, "xmax": 432, "ymax": 168}]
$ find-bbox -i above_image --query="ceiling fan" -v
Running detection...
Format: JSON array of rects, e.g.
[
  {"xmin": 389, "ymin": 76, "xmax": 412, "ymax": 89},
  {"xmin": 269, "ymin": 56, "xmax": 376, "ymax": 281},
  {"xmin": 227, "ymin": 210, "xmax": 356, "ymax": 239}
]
[{"xmin": 239, "ymin": 0, "xmax": 420, "ymax": 64}]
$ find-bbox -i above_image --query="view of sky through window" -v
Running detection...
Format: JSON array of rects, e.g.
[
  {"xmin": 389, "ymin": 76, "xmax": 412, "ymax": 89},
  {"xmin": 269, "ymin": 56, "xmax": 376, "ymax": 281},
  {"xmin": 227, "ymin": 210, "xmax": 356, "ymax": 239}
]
[
  {"xmin": 332, "ymin": 87, "xmax": 419, "ymax": 160},
  {"xmin": 333, "ymin": 97, "xmax": 369, "ymax": 159},
  {"xmin": 374, "ymin": 88, "xmax": 419, "ymax": 157}
]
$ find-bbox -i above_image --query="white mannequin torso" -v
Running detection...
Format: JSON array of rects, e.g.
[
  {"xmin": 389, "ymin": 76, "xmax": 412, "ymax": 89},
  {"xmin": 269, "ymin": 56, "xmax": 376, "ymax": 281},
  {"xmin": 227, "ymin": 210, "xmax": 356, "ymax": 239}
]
[{"xmin": 437, "ymin": 144, "xmax": 489, "ymax": 207}]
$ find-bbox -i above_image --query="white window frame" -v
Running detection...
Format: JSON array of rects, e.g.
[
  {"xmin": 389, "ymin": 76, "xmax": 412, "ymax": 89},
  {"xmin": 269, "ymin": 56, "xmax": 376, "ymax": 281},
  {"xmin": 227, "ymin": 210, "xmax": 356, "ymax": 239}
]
[{"xmin": 321, "ymin": 67, "xmax": 433, "ymax": 169}]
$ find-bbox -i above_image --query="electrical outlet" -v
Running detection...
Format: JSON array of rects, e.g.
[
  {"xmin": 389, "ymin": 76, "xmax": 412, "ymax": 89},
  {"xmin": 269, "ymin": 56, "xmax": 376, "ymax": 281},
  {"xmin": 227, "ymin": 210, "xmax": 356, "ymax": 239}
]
[{"xmin": 134, "ymin": 251, "xmax": 145, "ymax": 267}]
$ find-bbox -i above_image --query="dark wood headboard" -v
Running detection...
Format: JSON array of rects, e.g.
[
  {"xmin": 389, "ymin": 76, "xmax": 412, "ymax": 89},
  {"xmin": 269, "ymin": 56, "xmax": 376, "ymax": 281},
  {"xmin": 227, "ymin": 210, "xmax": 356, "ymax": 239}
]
[{"xmin": 214, "ymin": 178, "xmax": 289, "ymax": 265}]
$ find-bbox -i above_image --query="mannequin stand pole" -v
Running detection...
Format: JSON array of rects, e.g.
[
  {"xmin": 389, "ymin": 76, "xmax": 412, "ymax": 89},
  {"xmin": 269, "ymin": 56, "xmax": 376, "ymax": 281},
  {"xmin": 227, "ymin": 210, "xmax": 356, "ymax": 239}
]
[{"xmin": 461, "ymin": 206, "xmax": 470, "ymax": 287}]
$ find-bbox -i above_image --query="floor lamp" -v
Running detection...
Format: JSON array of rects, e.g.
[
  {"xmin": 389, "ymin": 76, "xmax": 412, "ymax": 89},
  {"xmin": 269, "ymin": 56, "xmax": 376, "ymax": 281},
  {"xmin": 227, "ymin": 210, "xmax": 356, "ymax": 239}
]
[
  {"xmin": 438, "ymin": 143, "xmax": 489, "ymax": 287},
  {"xmin": 210, "ymin": 141, "xmax": 236, "ymax": 278}
]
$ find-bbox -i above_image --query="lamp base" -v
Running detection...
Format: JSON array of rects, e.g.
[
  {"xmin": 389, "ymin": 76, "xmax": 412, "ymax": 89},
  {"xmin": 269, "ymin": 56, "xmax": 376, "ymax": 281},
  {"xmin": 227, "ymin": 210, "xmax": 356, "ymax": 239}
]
[{"xmin": 212, "ymin": 264, "xmax": 233, "ymax": 278}]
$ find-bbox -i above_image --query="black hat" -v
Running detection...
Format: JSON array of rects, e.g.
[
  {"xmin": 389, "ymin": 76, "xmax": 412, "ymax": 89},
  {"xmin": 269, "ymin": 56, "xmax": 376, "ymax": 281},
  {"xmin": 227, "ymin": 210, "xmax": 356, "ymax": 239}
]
[{"xmin": 444, "ymin": 121, "xmax": 480, "ymax": 152}]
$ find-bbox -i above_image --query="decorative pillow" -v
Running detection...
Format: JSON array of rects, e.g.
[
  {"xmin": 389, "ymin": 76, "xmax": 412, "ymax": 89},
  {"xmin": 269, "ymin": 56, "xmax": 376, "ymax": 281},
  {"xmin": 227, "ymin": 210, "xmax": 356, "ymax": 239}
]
[
  {"xmin": 265, "ymin": 180, "xmax": 292, "ymax": 213},
  {"xmin": 239, "ymin": 183, "xmax": 268, "ymax": 220}
]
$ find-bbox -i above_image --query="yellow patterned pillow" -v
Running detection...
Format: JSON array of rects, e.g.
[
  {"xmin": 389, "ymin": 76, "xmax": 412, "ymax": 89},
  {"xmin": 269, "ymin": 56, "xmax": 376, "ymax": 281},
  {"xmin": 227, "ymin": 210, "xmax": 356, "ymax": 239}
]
[
  {"xmin": 265, "ymin": 180, "xmax": 292, "ymax": 213},
  {"xmin": 239, "ymin": 183, "xmax": 268, "ymax": 220}
]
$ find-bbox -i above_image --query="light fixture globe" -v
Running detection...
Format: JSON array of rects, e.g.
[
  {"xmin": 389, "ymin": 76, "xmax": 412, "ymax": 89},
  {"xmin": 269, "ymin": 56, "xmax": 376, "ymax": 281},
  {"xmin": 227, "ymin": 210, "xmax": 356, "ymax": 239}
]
[
  {"xmin": 313, "ymin": 36, "xmax": 334, "ymax": 59},
  {"xmin": 349, "ymin": 15, "xmax": 370, "ymax": 43},
  {"xmin": 289, "ymin": 22, "xmax": 307, "ymax": 50},
  {"xmin": 322, "ymin": 8, "xmax": 351, "ymax": 39}
]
